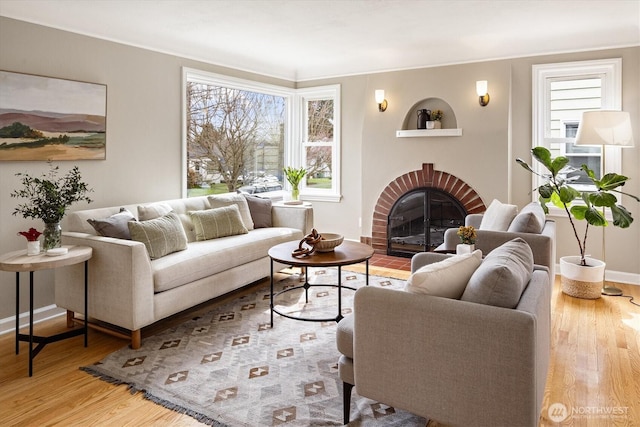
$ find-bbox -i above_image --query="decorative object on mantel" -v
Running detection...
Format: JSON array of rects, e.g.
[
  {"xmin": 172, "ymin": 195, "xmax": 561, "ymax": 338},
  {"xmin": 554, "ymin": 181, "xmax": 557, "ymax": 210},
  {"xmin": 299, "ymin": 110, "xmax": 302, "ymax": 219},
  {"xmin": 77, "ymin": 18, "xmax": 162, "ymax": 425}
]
[
  {"xmin": 18, "ymin": 228, "xmax": 42, "ymax": 256},
  {"xmin": 11, "ymin": 163, "xmax": 93, "ymax": 251},
  {"xmin": 283, "ymin": 166, "xmax": 307, "ymax": 201},
  {"xmin": 292, "ymin": 229, "xmax": 323, "ymax": 257},
  {"xmin": 431, "ymin": 109, "xmax": 443, "ymax": 129},
  {"xmin": 517, "ymin": 145, "xmax": 639, "ymax": 299},
  {"xmin": 456, "ymin": 225, "xmax": 477, "ymax": 255},
  {"xmin": 417, "ymin": 108, "xmax": 431, "ymax": 129}
]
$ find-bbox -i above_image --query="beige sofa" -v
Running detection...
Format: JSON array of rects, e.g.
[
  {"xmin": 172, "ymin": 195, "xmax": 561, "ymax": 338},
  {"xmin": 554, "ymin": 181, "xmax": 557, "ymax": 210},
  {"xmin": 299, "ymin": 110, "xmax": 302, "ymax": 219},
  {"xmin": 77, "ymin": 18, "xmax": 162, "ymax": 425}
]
[
  {"xmin": 337, "ymin": 240, "xmax": 551, "ymax": 426},
  {"xmin": 55, "ymin": 195, "xmax": 313, "ymax": 348}
]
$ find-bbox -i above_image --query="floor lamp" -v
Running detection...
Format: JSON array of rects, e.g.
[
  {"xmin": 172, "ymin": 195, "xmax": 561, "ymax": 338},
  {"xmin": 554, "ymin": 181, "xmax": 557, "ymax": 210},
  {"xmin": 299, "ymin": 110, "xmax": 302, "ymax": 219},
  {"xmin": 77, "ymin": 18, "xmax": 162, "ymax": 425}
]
[{"xmin": 574, "ymin": 110, "xmax": 635, "ymax": 296}]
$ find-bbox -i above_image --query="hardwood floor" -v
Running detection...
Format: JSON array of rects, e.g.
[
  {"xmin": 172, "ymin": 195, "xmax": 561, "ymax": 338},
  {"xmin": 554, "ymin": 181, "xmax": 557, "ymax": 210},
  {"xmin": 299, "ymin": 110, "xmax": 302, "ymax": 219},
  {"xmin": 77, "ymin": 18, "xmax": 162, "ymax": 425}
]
[{"xmin": 0, "ymin": 267, "xmax": 638, "ymax": 426}]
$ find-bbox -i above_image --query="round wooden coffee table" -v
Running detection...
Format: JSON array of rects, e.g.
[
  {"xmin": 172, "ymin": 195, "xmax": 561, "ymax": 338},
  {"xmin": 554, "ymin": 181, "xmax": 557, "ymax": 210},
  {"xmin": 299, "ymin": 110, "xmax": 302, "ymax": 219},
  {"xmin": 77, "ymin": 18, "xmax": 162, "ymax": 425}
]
[{"xmin": 268, "ymin": 240, "xmax": 374, "ymax": 326}]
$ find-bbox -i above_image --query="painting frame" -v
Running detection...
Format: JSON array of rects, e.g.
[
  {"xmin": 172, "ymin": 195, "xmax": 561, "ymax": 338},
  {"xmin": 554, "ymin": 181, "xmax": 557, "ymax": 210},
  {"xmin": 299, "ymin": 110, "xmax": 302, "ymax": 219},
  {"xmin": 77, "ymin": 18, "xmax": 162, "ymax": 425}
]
[{"xmin": 0, "ymin": 70, "xmax": 107, "ymax": 161}]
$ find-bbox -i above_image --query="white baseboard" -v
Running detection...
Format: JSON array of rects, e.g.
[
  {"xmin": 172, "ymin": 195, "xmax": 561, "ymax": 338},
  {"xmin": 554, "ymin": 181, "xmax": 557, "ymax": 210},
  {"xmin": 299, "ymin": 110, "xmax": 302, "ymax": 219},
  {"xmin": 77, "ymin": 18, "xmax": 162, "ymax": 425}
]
[{"xmin": 0, "ymin": 305, "xmax": 66, "ymax": 336}]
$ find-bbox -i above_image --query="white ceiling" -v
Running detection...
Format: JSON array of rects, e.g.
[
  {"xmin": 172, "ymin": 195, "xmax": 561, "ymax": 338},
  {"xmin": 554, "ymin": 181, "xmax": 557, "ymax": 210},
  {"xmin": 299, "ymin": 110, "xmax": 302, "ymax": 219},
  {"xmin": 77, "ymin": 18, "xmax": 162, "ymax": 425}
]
[{"xmin": 1, "ymin": 0, "xmax": 639, "ymax": 81}]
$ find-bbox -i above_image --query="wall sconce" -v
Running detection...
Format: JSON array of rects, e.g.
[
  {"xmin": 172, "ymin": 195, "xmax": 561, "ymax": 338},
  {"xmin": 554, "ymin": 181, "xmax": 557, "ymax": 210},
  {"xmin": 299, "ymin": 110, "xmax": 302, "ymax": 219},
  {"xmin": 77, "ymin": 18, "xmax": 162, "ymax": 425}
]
[
  {"xmin": 476, "ymin": 80, "xmax": 490, "ymax": 107},
  {"xmin": 375, "ymin": 89, "xmax": 388, "ymax": 112}
]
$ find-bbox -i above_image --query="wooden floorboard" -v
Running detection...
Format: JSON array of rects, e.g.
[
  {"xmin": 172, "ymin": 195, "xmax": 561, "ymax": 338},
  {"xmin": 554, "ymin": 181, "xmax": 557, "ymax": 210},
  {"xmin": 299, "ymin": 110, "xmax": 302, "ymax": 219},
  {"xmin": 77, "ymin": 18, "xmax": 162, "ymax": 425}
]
[{"xmin": 0, "ymin": 270, "xmax": 638, "ymax": 426}]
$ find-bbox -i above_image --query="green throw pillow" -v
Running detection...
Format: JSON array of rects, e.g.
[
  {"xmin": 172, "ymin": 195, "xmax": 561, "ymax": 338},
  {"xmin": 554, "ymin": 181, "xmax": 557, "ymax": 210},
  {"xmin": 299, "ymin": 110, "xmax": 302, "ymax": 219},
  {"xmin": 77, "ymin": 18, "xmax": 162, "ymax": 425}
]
[
  {"xmin": 189, "ymin": 205, "xmax": 249, "ymax": 241},
  {"xmin": 128, "ymin": 212, "xmax": 188, "ymax": 260}
]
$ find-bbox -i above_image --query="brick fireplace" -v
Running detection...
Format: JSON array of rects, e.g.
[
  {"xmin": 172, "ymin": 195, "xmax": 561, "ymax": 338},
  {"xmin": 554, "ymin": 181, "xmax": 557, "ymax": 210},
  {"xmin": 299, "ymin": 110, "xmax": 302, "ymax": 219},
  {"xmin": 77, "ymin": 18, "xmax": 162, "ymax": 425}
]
[{"xmin": 369, "ymin": 163, "xmax": 486, "ymax": 254}]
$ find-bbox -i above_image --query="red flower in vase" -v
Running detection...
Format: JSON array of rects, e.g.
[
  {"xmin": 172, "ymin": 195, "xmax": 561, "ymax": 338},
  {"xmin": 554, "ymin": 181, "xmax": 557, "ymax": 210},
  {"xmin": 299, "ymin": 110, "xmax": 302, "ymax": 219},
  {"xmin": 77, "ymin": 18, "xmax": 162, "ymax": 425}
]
[{"xmin": 18, "ymin": 228, "xmax": 42, "ymax": 242}]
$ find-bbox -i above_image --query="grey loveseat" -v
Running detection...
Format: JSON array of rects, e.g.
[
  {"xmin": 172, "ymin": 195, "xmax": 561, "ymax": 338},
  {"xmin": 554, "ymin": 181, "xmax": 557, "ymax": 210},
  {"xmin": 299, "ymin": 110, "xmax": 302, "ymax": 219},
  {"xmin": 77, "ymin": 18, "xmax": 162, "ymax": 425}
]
[
  {"xmin": 337, "ymin": 239, "xmax": 551, "ymax": 426},
  {"xmin": 55, "ymin": 194, "xmax": 313, "ymax": 348}
]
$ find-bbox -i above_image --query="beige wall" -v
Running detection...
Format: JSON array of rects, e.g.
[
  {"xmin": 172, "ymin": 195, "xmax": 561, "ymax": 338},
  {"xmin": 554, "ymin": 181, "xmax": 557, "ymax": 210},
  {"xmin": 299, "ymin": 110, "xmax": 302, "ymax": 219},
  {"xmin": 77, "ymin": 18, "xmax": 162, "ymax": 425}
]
[{"xmin": 1, "ymin": 17, "xmax": 638, "ymax": 322}]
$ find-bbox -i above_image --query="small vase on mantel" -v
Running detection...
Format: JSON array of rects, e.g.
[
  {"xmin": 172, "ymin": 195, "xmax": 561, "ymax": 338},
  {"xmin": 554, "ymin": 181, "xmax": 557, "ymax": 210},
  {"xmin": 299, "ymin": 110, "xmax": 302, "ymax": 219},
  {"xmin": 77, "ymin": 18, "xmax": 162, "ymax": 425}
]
[
  {"xmin": 456, "ymin": 244, "xmax": 475, "ymax": 255},
  {"xmin": 43, "ymin": 222, "xmax": 62, "ymax": 251}
]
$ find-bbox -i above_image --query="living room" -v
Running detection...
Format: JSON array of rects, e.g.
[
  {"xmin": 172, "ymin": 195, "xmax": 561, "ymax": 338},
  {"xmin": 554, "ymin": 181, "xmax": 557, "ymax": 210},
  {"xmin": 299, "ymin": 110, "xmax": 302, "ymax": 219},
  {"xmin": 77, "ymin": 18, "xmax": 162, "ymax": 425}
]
[{"xmin": 1, "ymin": 1, "xmax": 639, "ymax": 425}]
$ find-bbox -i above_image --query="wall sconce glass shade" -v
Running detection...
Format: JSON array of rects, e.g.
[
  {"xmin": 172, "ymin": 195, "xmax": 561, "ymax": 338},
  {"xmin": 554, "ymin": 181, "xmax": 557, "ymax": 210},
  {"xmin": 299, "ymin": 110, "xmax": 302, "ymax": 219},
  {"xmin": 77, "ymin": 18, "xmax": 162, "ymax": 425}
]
[
  {"xmin": 476, "ymin": 80, "xmax": 490, "ymax": 106},
  {"xmin": 575, "ymin": 111, "xmax": 634, "ymax": 147},
  {"xmin": 375, "ymin": 89, "xmax": 388, "ymax": 112}
]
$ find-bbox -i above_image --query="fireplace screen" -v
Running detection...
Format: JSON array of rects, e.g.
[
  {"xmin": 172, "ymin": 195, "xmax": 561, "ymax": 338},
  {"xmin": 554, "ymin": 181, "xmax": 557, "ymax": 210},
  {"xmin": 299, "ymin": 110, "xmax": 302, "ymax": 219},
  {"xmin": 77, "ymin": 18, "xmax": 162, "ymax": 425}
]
[{"xmin": 388, "ymin": 188, "xmax": 466, "ymax": 257}]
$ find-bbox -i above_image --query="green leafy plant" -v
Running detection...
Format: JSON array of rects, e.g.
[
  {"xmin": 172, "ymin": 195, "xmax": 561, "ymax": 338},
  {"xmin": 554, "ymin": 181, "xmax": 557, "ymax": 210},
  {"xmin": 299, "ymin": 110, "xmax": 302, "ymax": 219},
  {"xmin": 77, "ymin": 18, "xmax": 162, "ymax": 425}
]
[
  {"xmin": 11, "ymin": 163, "xmax": 93, "ymax": 224},
  {"xmin": 516, "ymin": 147, "xmax": 639, "ymax": 266},
  {"xmin": 283, "ymin": 166, "xmax": 307, "ymax": 187},
  {"xmin": 430, "ymin": 109, "xmax": 443, "ymax": 121}
]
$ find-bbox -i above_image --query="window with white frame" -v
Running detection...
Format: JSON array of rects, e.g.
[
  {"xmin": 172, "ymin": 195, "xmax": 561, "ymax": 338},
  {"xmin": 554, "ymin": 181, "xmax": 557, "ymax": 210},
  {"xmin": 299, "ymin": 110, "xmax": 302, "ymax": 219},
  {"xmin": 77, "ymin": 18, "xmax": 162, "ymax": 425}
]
[
  {"xmin": 532, "ymin": 59, "xmax": 622, "ymax": 198},
  {"xmin": 296, "ymin": 86, "xmax": 341, "ymax": 202},
  {"xmin": 182, "ymin": 68, "xmax": 341, "ymax": 201}
]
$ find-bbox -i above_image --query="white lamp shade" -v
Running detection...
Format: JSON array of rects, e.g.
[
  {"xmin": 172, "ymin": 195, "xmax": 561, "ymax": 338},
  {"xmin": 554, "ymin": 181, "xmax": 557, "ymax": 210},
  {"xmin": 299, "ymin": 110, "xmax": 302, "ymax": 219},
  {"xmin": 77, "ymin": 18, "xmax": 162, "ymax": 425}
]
[
  {"xmin": 575, "ymin": 111, "xmax": 635, "ymax": 147},
  {"xmin": 476, "ymin": 80, "xmax": 488, "ymax": 96},
  {"xmin": 375, "ymin": 89, "xmax": 385, "ymax": 104}
]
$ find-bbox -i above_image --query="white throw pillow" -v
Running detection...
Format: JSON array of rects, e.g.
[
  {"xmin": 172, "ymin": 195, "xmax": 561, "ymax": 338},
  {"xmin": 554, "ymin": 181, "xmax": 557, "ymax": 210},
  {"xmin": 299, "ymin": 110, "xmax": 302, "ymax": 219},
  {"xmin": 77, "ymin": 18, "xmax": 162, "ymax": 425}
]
[
  {"xmin": 479, "ymin": 199, "xmax": 518, "ymax": 231},
  {"xmin": 405, "ymin": 250, "xmax": 483, "ymax": 299}
]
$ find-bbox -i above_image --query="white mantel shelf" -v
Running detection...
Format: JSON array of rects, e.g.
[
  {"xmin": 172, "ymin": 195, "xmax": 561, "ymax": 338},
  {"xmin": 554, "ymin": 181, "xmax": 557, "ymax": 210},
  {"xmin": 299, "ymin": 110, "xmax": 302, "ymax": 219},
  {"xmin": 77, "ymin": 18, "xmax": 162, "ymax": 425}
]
[{"xmin": 396, "ymin": 129, "xmax": 463, "ymax": 138}]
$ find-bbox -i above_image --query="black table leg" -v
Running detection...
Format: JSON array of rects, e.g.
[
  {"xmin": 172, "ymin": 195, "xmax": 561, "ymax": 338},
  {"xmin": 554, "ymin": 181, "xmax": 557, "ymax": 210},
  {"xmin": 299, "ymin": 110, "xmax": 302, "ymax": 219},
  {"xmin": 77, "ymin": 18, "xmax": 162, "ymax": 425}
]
[
  {"xmin": 84, "ymin": 260, "xmax": 88, "ymax": 347},
  {"xmin": 29, "ymin": 271, "xmax": 34, "ymax": 377},
  {"xmin": 366, "ymin": 259, "xmax": 369, "ymax": 286},
  {"xmin": 15, "ymin": 272, "xmax": 19, "ymax": 355},
  {"xmin": 336, "ymin": 266, "xmax": 343, "ymax": 322},
  {"xmin": 270, "ymin": 258, "xmax": 274, "ymax": 328}
]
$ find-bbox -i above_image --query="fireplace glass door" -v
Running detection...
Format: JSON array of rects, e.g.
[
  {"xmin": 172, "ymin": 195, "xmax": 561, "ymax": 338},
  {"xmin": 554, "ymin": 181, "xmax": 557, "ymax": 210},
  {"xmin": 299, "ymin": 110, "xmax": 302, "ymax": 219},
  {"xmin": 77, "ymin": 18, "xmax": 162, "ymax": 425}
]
[{"xmin": 387, "ymin": 188, "xmax": 466, "ymax": 257}]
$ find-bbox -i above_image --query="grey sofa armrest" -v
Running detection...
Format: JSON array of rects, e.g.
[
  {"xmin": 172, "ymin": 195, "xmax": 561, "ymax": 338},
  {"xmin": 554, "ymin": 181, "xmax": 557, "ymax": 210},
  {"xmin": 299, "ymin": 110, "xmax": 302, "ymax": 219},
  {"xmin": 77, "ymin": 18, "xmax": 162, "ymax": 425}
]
[{"xmin": 352, "ymin": 269, "xmax": 550, "ymax": 427}]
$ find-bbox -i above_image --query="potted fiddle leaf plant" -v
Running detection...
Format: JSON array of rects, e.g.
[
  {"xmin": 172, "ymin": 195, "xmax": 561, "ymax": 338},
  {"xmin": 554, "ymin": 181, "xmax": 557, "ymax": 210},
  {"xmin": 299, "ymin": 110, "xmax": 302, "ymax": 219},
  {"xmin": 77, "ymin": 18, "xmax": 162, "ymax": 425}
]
[
  {"xmin": 516, "ymin": 147, "xmax": 639, "ymax": 299},
  {"xmin": 283, "ymin": 166, "xmax": 307, "ymax": 201},
  {"xmin": 11, "ymin": 163, "xmax": 93, "ymax": 251}
]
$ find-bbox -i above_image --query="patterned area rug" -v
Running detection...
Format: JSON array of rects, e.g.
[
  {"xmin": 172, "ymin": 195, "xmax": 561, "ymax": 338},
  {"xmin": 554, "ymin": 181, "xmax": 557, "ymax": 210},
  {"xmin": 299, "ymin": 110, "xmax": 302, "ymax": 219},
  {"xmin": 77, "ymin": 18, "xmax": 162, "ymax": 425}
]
[{"xmin": 82, "ymin": 268, "xmax": 427, "ymax": 426}]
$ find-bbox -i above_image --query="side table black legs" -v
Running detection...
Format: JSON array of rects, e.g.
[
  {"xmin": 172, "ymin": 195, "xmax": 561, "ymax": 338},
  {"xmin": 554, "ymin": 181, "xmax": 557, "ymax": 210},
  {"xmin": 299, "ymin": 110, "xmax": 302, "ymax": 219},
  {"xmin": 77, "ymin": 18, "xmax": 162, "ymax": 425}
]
[{"xmin": 14, "ymin": 259, "xmax": 89, "ymax": 376}]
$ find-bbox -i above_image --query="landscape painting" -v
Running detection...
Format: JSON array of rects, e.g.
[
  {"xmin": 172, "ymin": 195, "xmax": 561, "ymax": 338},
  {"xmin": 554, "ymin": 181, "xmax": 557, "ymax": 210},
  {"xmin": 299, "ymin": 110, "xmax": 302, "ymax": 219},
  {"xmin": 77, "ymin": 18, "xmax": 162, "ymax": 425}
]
[{"xmin": 0, "ymin": 71, "xmax": 106, "ymax": 161}]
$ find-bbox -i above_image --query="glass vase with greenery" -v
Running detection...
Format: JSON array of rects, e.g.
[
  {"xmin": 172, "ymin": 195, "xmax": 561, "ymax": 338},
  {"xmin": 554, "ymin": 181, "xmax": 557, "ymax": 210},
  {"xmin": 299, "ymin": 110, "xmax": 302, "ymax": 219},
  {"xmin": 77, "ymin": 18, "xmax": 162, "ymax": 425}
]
[
  {"xmin": 516, "ymin": 147, "xmax": 638, "ymax": 266},
  {"xmin": 283, "ymin": 166, "xmax": 307, "ymax": 201},
  {"xmin": 11, "ymin": 164, "xmax": 93, "ymax": 250}
]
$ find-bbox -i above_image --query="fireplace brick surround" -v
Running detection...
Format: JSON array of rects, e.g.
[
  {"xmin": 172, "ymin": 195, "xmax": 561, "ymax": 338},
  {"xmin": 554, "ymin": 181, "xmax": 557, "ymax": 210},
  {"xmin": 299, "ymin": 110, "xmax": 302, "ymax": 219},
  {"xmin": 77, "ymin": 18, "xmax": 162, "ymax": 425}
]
[{"xmin": 368, "ymin": 163, "xmax": 487, "ymax": 254}]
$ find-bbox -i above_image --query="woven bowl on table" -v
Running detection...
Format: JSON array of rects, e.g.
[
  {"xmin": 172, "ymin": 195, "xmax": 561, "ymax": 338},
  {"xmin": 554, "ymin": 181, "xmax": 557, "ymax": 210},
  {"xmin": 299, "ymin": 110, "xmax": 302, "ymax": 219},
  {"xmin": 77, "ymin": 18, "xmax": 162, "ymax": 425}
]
[{"xmin": 315, "ymin": 233, "xmax": 344, "ymax": 252}]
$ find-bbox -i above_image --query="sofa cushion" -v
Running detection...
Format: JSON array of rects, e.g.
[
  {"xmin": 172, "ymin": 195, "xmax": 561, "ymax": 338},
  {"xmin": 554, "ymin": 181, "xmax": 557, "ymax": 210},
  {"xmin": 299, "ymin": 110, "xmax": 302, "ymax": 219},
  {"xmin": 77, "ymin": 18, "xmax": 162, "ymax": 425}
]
[
  {"xmin": 189, "ymin": 205, "xmax": 248, "ymax": 241},
  {"xmin": 128, "ymin": 212, "xmax": 188, "ymax": 260},
  {"xmin": 243, "ymin": 194, "xmax": 273, "ymax": 228},
  {"xmin": 87, "ymin": 208, "xmax": 136, "ymax": 239},
  {"xmin": 138, "ymin": 203, "xmax": 173, "ymax": 221},
  {"xmin": 507, "ymin": 202, "xmax": 546, "ymax": 234},
  {"xmin": 151, "ymin": 227, "xmax": 303, "ymax": 293},
  {"xmin": 479, "ymin": 199, "xmax": 518, "ymax": 231},
  {"xmin": 405, "ymin": 250, "xmax": 483, "ymax": 299},
  {"xmin": 461, "ymin": 238, "xmax": 534, "ymax": 308},
  {"xmin": 208, "ymin": 193, "xmax": 254, "ymax": 231}
]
